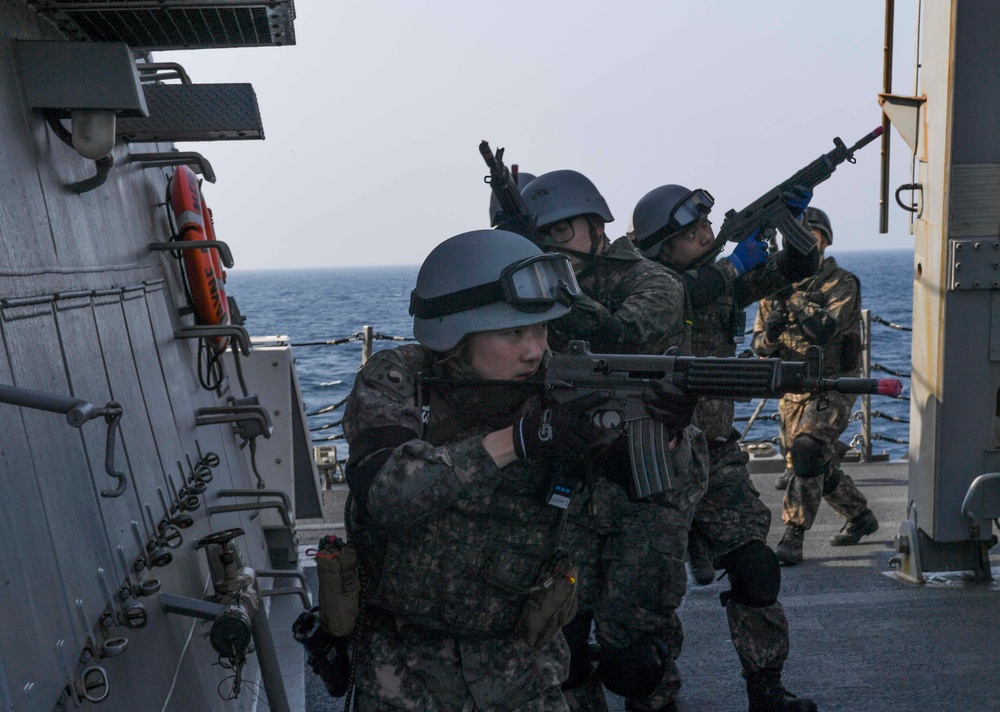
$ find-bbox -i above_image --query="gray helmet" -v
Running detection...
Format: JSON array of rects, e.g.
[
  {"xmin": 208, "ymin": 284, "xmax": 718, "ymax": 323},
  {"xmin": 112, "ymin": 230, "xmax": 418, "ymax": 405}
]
[
  {"xmin": 631, "ymin": 184, "xmax": 715, "ymax": 258},
  {"xmin": 489, "ymin": 171, "xmax": 536, "ymax": 227},
  {"xmin": 410, "ymin": 230, "xmax": 578, "ymax": 351},
  {"xmin": 803, "ymin": 207, "xmax": 833, "ymax": 245},
  {"xmin": 520, "ymin": 170, "xmax": 614, "ymax": 229}
]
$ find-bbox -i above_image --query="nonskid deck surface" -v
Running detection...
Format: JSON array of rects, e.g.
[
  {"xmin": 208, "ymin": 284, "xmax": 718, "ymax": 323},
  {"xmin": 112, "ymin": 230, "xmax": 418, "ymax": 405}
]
[{"xmin": 300, "ymin": 462, "xmax": 1000, "ymax": 712}]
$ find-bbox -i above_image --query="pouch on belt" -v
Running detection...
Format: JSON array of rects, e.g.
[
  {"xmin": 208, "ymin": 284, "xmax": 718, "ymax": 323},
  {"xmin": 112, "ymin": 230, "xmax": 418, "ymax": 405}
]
[
  {"xmin": 316, "ymin": 535, "xmax": 360, "ymax": 638},
  {"xmin": 515, "ymin": 557, "xmax": 579, "ymax": 648}
]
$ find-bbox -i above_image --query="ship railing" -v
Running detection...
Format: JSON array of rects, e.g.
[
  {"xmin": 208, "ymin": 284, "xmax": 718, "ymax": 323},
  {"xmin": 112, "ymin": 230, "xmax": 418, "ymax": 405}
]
[{"xmin": 737, "ymin": 308, "xmax": 912, "ymax": 463}]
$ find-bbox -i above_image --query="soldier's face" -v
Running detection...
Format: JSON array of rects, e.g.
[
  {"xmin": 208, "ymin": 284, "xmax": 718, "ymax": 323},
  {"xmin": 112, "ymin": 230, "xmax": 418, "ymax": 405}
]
[
  {"xmin": 548, "ymin": 216, "xmax": 604, "ymax": 266},
  {"xmin": 661, "ymin": 217, "xmax": 715, "ymax": 269},
  {"xmin": 810, "ymin": 228, "xmax": 829, "ymax": 253},
  {"xmin": 467, "ymin": 323, "xmax": 548, "ymax": 380}
]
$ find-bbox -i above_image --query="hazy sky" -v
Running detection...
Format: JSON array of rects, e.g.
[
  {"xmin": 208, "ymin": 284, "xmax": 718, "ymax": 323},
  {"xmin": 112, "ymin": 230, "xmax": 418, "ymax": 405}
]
[{"xmin": 160, "ymin": 0, "xmax": 920, "ymax": 269}]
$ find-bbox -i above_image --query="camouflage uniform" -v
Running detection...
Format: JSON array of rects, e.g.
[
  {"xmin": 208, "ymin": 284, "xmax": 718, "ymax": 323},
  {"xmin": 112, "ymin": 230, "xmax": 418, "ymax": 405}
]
[
  {"xmin": 630, "ymin": 245, "xmax": 817, "ymax": 710},
  {"xmin": 343, "ymin": 342, "xmax": 707, "ymax": 711},
  {"xmin": 752, "ymin": 255, "xmax": 869, "ymax": 530},
  {"xmin": 550, "ymin": 237, "xmax": 709, "ymax": 711}
]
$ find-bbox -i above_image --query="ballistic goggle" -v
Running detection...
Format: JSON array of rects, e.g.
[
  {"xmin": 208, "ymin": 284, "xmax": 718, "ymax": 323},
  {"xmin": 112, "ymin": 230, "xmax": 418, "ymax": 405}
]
[
  {"xmin": 666, "ymin": 188, "xmax": 715, "ymax": 234},
  {"xmin": 409, "ymin": 253, "xmax": 581, "ymax": 319}
]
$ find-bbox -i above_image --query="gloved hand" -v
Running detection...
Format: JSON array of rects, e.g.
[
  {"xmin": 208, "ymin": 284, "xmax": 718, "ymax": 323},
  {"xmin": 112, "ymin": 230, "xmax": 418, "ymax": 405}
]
[
  {"xmin": 642, "ymin": 382, "xmax": 698, "ymax": 434},
  {"xmin": 764, "ymin": 309, "xmax": 786, "ymax": 342},
  {"xmin": 781, "ymin": 184, "xmax": 813, "ymax": 217},
  {"xmin": 805, "ymin": 290, "xmax": 827, "ymax": 306},
  {"xmin": 513, "ymin": 391, "xmax": 611, "ymax": 462},
  {"xmin": 726, "ymin": 231, "xmax": 768, "ymax": 276}
]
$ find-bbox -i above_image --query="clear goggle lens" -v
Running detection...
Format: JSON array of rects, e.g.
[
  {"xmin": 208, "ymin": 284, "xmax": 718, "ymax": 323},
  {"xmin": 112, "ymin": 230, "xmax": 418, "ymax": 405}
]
[
  {"xmin": 669, "ymin": 188, "xmax": 715, "ymax": 232},
  {"xmin": 503, "ymin": 253, "xmax": 581, "ymax": 310}
]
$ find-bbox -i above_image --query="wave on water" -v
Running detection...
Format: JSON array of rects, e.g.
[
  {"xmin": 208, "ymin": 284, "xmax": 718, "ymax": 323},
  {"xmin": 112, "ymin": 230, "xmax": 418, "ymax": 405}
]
[{"xmin": 319, "ymin": 380, "xmax": 343, "ymax": 387}]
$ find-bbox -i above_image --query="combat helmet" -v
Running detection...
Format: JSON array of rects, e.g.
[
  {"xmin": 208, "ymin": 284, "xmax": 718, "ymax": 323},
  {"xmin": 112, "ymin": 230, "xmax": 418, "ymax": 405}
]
[
  {"xmin": 803, "ymin": 207, "xmax": 833, "ymax": 245},
  {"xmin": 489, "ymin": 171, "xmax": 536, "ymax": 228},
  {"xmin": 520, "ymin": 170, "xmax": 614, "ymax": 230},
  {"xmin": 409, "ymin": 230, "xmax": 580, "ymax": 351},
  {"xmin": 631, "ymin": 184, "xmax": 715, "ymax": 258}
]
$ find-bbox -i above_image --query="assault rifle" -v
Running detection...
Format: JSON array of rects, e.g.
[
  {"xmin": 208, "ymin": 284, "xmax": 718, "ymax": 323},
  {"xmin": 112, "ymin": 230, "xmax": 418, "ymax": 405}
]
[
  {"xmin": 713, "ymin": 126, "xmax": 885, "ymax": 259},
  {"xmin": 419, "ymin": 340, "xmax": 902, "ymax": 500},
  {"xmin": 479, "ymin": 140, "xmax": 545, "ymax": 247},
  {"xmin": 546, "ymin": 341, "xmax": 901, "ymax": 499}
]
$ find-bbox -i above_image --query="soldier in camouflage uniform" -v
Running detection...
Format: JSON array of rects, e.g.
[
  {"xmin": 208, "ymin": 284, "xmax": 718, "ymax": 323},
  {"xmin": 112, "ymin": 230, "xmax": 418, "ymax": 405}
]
[
  {"xmin": 751, "ymin": 207, "xmax": 879, "ymax": 567},
  {"xmin": 519, "ymin": 171, "xmax": 708, "ymax": 712},
  {"xmin": 632, "ymin": 183, "xmax": 819, "ymax": 712},
  {"xmin": 342, "ymin": 229, "xmax": 704, "ymax": 711}
]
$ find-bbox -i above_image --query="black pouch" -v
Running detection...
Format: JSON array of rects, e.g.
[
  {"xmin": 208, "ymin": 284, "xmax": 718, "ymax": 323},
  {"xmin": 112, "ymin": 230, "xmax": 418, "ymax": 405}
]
[{"xmin": 293, "ymin": 607, "xmax": 351, "ymax": 698}]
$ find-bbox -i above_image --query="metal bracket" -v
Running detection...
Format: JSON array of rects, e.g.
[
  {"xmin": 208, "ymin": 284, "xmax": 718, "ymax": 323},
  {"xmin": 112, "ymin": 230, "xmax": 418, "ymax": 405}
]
[
  {"xmin": 131, "ymin": 151, "xmax": 216, "ymax": 183},
  {"xmin": 195, "ymin": 402, "xmax": 273, "ymax": 440},
  {"xmin": 150, "ymin": 238, "xmax": 232, "ymax": 267},
  {"xmin": 176, "ymin": 324, "xmax": 252, "ymax": 355},
  {"xmin": 894, "ymin": 183, "xmax": 922, "ymax": 214},
  {"xmin": 136, "ymin": 62, "xmax": 192, "ymax": 85},
  {"xmin": 257, "ymin": 569, "xmax": 312, "ymax": 609}
]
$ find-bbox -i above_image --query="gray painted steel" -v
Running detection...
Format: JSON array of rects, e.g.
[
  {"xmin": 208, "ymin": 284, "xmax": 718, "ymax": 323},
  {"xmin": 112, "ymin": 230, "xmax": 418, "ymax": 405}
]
[{"xmin": 0, "ymin": 3, "xmax": 305, "ymax": 709}]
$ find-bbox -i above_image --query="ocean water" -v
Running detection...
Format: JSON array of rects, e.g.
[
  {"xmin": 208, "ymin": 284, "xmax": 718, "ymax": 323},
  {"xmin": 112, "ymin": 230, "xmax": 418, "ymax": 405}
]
[{"xmin": 225, "ymin": 249, "xmax": 914, "ymax": 462}]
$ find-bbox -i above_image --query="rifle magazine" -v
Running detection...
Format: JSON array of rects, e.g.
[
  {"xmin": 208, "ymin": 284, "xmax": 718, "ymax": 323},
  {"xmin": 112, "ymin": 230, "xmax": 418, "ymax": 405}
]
[{"xmin": 627, "ymin": 417, "xmax": 674, "ymax": 499}]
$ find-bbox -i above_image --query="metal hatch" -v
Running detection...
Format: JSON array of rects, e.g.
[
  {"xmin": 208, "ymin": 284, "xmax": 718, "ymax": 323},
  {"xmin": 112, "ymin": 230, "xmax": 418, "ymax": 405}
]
[{"xmin": 26, "ymin": 1, "xmax": 296, "ymax": 50}]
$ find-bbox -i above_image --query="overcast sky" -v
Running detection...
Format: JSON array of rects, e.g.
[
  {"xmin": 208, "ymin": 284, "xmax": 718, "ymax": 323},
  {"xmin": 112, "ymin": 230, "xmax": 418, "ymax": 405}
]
[{"xmin": 160, "ymin": 0, "xmax": 920, "ymax": 270}]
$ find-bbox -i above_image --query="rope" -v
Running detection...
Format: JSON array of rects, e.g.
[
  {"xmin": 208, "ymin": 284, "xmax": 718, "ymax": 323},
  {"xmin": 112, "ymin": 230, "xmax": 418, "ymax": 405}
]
[
  {"xmin": 734, "ymin": 412, "xmax": 781, "ymax": 423},
  {"xmin": 372, "ymin": 333, "xmax": 416, "ymax": 342},
  {"xmin": 871, "ymin": 362, "xmax": 911, "ymax": 378},
  {"xmin": 872, "ymin": 433, "xmax": 909, "ymax": 445},
  {"xmin": 871, "ymin": 315, "xmax": 912, "ymax": 331}
]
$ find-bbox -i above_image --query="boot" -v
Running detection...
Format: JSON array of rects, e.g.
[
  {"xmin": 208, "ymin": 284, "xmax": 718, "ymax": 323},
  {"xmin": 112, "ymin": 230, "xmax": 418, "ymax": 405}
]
[
  {"xmin": 830, "ymin": 508, "xmax": 879, "ymax": 546},
  {"xmin": 774, "ymin": 469, "xmax": 793, "ymax": 490},
  {"xmin": 745, "ymin": 669, "xmax": 817, "ymax": 712},
  {"xmin": 687, "ymin": 535, "xmax": 716, "ymax": 586},
  {"xmin": 775, "ymin": 524, "xmax": 804, "ymax": 565}
]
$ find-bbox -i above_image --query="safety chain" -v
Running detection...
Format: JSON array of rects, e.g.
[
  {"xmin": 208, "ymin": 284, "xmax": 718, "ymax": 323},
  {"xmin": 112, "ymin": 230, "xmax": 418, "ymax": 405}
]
[
  {"xmin": 871, "ymin": 362, "xmax": 911, "ymax": 378},
  {"xmin": 734, "ymin": 412, "xmax": 781, "ymax": 423},
  {"xmin": 309, "ymin": 419, "xmax": 343, "ymax": 432},
  {"xmin": 291, "ymin": 332, "xmax": 415, "ymax": 348},
  {"xmin": 307, "ymin": 395, "xmax": 349, "ymax": 417},
  {"xmin": 852, "ymin": 409, "xmax": 910, "ymax": 424},
  {"xmin": 872, "ymin": 432, "xmax": 909, "ymax": 444},
  {"xmin": 871, "ymin": 314, "xmax": 912, "ymax": 331}
]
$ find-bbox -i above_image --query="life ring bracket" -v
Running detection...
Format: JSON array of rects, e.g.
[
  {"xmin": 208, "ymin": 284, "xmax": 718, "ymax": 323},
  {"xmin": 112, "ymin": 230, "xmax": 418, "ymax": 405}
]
[{"xmin": 150, "ymin": 239, "xmax": 234, "ymax": 269}]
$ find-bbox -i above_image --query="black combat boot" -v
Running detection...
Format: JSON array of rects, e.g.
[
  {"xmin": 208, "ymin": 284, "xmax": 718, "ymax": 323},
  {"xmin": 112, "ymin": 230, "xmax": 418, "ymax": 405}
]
[
  {"xmin": 829, "ymin": 508, "xmax": 879, "ymax": 546},
  {"xmin": 774, "ymin": 469, "xmax": 793, "ymax": 490},
  {"xmin": 745, "ymin": 669, "xmax": 817, "ymax": 712},
  {"xmin": 775, "ymin": 524, "xmax": 804, "ymax": 565}
]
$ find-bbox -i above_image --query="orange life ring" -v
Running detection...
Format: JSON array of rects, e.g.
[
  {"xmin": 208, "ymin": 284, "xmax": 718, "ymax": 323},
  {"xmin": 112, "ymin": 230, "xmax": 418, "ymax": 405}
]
[{"xmin": 170, "ymin": 165, "xmax": 230, "ymax": 352}]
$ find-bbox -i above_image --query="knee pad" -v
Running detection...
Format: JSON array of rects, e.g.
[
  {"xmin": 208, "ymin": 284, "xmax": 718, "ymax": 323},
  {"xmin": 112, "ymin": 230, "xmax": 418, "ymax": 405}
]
[
  {"xmin": 596, "ymin": 634, "xmax": 667, "ymax": 699},
  {"xmin": 560, "ymin": 612, "xmax": 594, "ymax": 691},
  {"xmin": 789, "ymin": 435, "xmax": 826, "ymax": 479},
  {"xmin": 718, "ymin": 541, "xmax": 781, "ymax": 608},
  {"xmin": 822, "ymin": 466, "xmax": 843, "ymax": 496}
]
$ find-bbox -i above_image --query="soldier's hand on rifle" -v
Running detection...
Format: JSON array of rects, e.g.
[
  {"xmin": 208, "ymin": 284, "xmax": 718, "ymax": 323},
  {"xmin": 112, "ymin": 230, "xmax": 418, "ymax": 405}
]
[
  {"xmin": 765, "ymin": 310, "xmax": 787, "ymax": 342},
  {"xmin": 726, "ymin": 230, "xmax": 768, "ymax": 276},
  {"xmin": 780, "ymin": 184, "xmax": 813, "ymax": 217},
  {"xmin": 642, "ymin": 382, "xmax": 698, "ymax": 435},
  {"xmin": 513, "ymin": 391, "xmax": 611, "ymax": 462}
]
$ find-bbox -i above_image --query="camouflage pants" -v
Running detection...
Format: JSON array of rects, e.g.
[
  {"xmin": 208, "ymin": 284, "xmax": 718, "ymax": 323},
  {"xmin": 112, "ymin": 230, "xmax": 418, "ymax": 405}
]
[
  {"xmin": 352, "ymin": 611, "xmax": 571, "ymax": 711},
  {"xmin": 779, "ymin": 392, "xmax": 868, "ymax": 529}
]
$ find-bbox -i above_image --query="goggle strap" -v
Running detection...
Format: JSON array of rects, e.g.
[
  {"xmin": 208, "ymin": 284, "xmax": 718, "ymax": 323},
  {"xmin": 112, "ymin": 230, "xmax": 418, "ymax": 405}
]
[{"xmin": 409, "ymin": 281, "xmax": 505, "ymax": 319}]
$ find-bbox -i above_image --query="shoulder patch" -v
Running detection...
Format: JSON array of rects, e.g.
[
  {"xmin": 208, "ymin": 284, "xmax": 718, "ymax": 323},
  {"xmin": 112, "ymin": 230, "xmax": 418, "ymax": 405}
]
[{"xmin": 360, "ymin": 349, "xmax": 417, "ymax": 399}]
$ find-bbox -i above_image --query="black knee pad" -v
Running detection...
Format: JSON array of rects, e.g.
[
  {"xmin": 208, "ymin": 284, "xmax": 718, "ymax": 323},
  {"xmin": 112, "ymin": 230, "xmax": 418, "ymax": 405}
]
[
  {"xmin": 822, "ymin": 466, "xmax": 843, "ymax": 495},
  {"xmin": 596, "ymin": 634, "xmax": 667, "ymax": 699},
  {"xmin": 560, "ymin": 611, "xmax": 594, "ymax": 691},
  {"xmin": 718, "ymin": 541, "xmax": 781, "ymax": 608},
  {"xmin": 789, "ymin": 435, "xmax": 825, "ymax": 479}
]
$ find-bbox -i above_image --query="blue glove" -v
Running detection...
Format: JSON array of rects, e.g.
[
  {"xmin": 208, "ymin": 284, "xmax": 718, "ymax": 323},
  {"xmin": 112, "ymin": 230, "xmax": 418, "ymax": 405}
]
[
  {"xmin": 781, "ymin": 184, "xmax": 813, "ymax": 217},
  {"xmin": 726, "ymin": 231, "xmax": 768, "ymax": 276}
]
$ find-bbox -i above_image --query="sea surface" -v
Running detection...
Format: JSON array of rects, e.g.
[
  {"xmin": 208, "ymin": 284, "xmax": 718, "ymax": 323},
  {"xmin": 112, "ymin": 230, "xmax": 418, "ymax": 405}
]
[{"xmin": 225, "ymin": 249, "xmax": 914, "ymax": 462}]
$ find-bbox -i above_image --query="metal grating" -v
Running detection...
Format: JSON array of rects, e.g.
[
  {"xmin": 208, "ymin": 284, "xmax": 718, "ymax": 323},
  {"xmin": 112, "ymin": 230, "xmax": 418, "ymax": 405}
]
[
  {"xmin": 116, "ymin": 83, "xmax": 264, "ymax": 142},
  {"xmin": 27, "ymin": 1, "xmax": 296, "ymax": 50}
]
